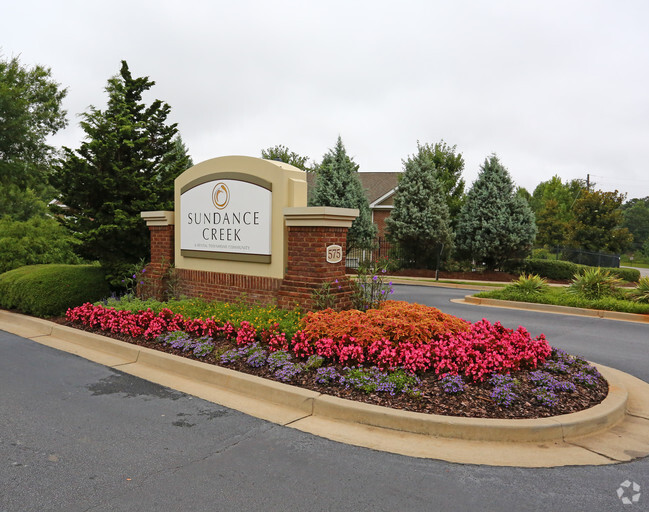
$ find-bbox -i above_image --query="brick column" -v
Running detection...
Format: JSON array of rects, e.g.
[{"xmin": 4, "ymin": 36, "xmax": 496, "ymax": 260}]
[
  {"xmin": 278, "ymin": 207, "xmax": 358, "ymax": 311},
  {"xmin": 140, "ymin": 211, "xmax": 175, "ymax": 300}
]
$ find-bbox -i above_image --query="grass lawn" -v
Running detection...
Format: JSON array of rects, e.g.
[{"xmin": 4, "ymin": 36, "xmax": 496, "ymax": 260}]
[{"xmin": 622, "ymin": 261, "xmax": 649, "ymax": 269}]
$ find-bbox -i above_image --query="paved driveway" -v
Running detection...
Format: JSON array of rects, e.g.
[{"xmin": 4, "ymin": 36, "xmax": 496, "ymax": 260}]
[{"xmin": 1, "ymin": 287, "xmax": 648, "ymax": 511}]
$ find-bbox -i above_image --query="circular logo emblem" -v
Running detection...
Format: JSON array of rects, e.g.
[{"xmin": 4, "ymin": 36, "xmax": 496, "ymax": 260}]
[
  {"xmin": 617, "ymin": 480, "xmax": 641, "ymax": 505},
  {"xmin": 212, "ymin": 182, "xmax": 230, "ymax": 210}
]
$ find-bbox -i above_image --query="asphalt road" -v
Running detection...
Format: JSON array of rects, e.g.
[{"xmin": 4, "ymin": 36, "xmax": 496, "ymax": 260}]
[{"xmin": 1, "ymin": 285, "xmax": 648, "ymax": 512}]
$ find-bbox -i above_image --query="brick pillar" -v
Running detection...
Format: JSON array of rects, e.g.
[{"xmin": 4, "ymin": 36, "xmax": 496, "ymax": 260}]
[
  {"xmin": 278, "ymin": 207, "xmax": 358, "ymax": 311},
  {"xmin": 140, "ymin": 211, "xmax": 175, "ymax": 300}
]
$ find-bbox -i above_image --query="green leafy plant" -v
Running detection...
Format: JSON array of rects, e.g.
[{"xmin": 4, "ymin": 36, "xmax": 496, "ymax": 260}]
[
  {"xmin": 629, "ymin": 276, "xmax": 649, "ymax": 304},
  {"xmin": 121, "ymin": 258, "xmax": 148, "ymax": 297},
  {"xmin": 311, "ymin": 281, "xmax": 337, "ymax": 311},
  {"xmin": 568, "ymin": 267, "xmax": 622, "ymax": 300},
  {"xmin": 352, "ymin": 262, "xmax": 394, "ymax": 310},
  {"xmin": 508, "ymin": 273, "xmax": 549, "ymax": 297}
]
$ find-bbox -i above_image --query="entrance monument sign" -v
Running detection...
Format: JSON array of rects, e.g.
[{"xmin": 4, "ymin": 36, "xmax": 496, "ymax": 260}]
[{"xmin": 141, "ymin": 155, "xmax": 358, "ymax": 310}]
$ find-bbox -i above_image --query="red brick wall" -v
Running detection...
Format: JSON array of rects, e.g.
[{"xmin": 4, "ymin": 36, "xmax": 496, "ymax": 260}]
[
  {"xmin": 277, "ymin": 226, "xmax": 354, "ymax": 311},
  {"xmin": 373, "ymin": 209, "xmax": 391, "ymax": 238},
  {"xmin": 140, "ymin": 225, "xmax": 175, "ymax": 300},
  {"xmin": 175, "ymin": 268, "xmax": 282, "ymax": 305},
  {"xmin": 142, "ymin": 218, "xmax": 355, "ymax": 310}
]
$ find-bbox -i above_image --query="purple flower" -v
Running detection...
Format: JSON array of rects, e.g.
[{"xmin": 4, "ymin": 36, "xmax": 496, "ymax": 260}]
[{"xmin": 440, "ymin": 373, "xmax": 464, "ymax": 394}]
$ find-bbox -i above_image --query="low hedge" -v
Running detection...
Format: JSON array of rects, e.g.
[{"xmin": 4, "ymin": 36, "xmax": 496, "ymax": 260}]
[
  {"xmin": 0, "ymin": 264, "xmax": 111, "ymax": 317},
  {"xmin": 476, "ymin": 287, "xmax": 649, "ymax": 315},
  {"xmin": 511, "ymin": 259, "xmax": 640, "ymax": 283}
]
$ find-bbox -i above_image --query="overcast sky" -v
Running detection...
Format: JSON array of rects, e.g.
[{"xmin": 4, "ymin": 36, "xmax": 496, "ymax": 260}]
[{"xmin": 3, "ymin": 0, "xmax": 649, "ymax": 199}]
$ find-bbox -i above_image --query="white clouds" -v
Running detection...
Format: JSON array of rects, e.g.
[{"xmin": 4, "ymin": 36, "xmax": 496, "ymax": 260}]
[{"xmin": 3, "ymin": 0, "xmax": 649, "ymax": 197}]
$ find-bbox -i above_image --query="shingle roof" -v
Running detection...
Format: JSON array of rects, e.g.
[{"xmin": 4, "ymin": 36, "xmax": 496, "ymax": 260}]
[{"xmin": 306, "ymin": 171, "xmax": 400, "ymax": 205}]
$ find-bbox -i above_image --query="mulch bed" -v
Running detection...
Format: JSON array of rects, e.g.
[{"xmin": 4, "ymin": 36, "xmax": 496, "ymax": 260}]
[{"xmin": 57, "ymin": 319, "xmax": 609, "ymax": 420}]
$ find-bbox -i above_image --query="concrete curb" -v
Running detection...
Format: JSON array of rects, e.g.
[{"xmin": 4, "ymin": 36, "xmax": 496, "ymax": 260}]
[
  {"xmin": 2, "ymin": 309, "xmax": 648, "ymax": 467},
  {"xmin": 462, "ymin": 296, "xmax": 649, "ymax": 324}
]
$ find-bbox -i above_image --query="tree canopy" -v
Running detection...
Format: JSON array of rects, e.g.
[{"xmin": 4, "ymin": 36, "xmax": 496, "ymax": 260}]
[
  {"xmin": 530, "ymin": 175, "xmax": 586, "ymax": 248},
  {"xmin": 309, "ymin": 136, "xmax": 376, "ymax": 249},
  {"xmin": 454, "ymin": 155, "xmax": 536, "ymax": 269},
  {"xmin": 385, "ymin": 145, "xmax": 453, "ymax": 268},
  {"xmin": 261, "ymin": 144, "xmax": 311, "ymax": 171},
  {"xmin": 414, "ymin": 140, "xmax": 465, "ymax": 222},
  {"xmin": 51, "ymin": 61, "xmax": 188, "ymax": 285},
  {"xmin": 0, "ymin": 55, "xmax": 67, "ymax": 220},
  {"xmin": 622, "ymin": 197, "xmax": 649, "ymax": 253},
  {"xmin": 568, "ymin": 189, "xmax": 633, "ymax": 254}
]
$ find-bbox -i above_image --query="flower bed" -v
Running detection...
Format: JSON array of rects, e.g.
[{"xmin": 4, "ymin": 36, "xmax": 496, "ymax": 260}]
[{"xmin": 63, "ymin": 300, "xmax": 607, "ymax": 419}]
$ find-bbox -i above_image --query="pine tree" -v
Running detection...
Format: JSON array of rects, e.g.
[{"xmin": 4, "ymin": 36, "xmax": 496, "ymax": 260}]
[
  {"xmin": 385, "ymin": 147, "xmax": 453, "ymax": 268},
  {"xmin": 309, "ymin": 136, "xmax": 377, "ymax": 249},
  {"xmin": 51, "ymin": 61, "xmax": 183, "ymax": 286},
  {"xmin": 455, "ymin": 155, "xmax": 536, "ymax": 269}
]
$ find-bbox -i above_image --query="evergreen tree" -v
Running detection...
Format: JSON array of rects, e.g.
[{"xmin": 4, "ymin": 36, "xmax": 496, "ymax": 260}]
[
  {"xmin": 261, "ymin": 144, "xmax": 311, "ymax": 171},
  {"xmin": 455, "ymin": 155, "xmax": 537, "ymax": 269},
  {"xmin": 309, "ymin": 136, "xmax": 377, "ymax": 249},
  {"xmin": 385, "ymin": 146, "xmax": 453, "ymax": 268},
  {"xmin": 51, "ymin": 61, "xmax": 182, "ymax": 285}
]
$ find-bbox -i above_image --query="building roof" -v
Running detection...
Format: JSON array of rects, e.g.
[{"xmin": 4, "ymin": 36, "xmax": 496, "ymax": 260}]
[{"xmin": 306, "ymin": 171, "xmax": 401, "ymax": 207}]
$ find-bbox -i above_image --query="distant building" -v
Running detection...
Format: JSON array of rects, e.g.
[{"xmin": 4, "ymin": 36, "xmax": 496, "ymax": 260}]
[{"xmin": 306, "ymin": 171, "xmax": 400, "ymax": 239}]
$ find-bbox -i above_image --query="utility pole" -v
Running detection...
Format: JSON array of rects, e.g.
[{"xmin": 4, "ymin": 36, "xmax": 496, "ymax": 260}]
[{"xmin": 586, "ymin": 173, "xmax": 590, "ymax": 191}]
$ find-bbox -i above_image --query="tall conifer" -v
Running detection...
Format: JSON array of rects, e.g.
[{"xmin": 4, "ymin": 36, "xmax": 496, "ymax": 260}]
[
  {"xmin": 309, "ymin": 136, "xmax": 376, "ymax": 249},
  {"xmin": 454, "ymin": 155, "xmax": 536, "ymax": 269},
  {"xmin": 386, "ymin": 146, "xmax": 453, "ymax": 268}
]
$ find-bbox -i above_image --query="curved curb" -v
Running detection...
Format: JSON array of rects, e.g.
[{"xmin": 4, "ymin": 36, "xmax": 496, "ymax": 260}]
[
  {"xmin": 460, "ymin": 296, "xmax": 649, "ymax": 324},
  {"xmin": 1, "ymin": 310, "xmax": 648, "ymax": 467}
]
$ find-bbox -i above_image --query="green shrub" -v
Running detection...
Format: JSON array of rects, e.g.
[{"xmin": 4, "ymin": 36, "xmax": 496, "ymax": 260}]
[
  {"xmin": 507, "ymin": 273, "xmax": 549, "ymax": 297},
  {"xmin": 611, "ymin": 267, "xmax": 641, "ymax": 283},
  {"xmin": 531, "ymin": 248, "xmax": 554, "ymax": 260},
  {"xmin": 629, "ymin": 277, "xmax": 649, "ymax": 304},
  {"xmin": 518, "ymin": 259, "xmax": 640, "ymax": 283},
  {"xmin": 0, "ymin": 264, "xmax": 110, "ymax": 317},
  {"xmin": 520, "ymin": 259, "xmax": 580, "ymax": 280},
  {"xmin": 0, "ymin": 216, "xmax": 82, "ymax": 274},
  {"xmin": 568, "ymin": 268, "xmax": 622, "ymax": 300}
]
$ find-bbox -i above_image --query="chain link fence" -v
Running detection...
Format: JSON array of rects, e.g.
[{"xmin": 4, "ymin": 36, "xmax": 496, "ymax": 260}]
[{"xmin": 551, "ymin": 246, "xmax": 621, "ymax": 268}]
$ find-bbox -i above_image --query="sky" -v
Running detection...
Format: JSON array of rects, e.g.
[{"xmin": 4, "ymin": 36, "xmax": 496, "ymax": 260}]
[{"xmin": 3, "ymin": 0, "xmax": 649, "ymax": 199}]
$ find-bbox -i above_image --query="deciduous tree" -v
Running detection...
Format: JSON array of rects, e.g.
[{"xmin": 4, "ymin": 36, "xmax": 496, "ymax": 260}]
[
  {"xmin": 261, "ymin": 144, "xmax": 311, "ymax": 171},
  {"xmin": 622, "ymin": 197, "xmax": 649, "ymax": 253},
  {"xmin": 0, "ymin": 55, "xmax": 67, "ymax": 219},
  {"xmin": 569, "ymin": 189, "xmax": 633, "ymax": 254}
]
